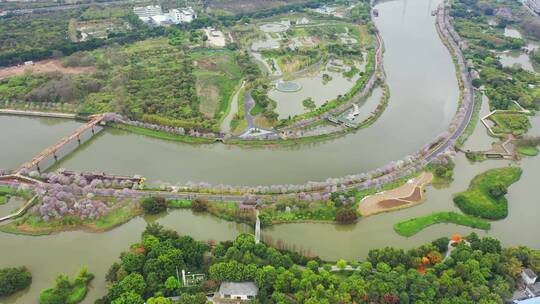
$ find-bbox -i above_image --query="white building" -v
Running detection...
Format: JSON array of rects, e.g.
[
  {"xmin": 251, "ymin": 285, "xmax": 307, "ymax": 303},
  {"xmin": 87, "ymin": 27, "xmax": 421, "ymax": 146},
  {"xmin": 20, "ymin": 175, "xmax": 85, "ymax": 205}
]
[
  {"xmin": 133, "ymin": 5, "xmax": 162, "ymax": 18},
  {"xmin": 523, "ymin": 269, "xmax": 538, "ymax": 286},
  {"xmin": 217, "ymin": 282, "xmax": 258, "ymax": 302},
  {"xmin": 169, "ymin": 7, "xmax": 196, "ymax": 23}
]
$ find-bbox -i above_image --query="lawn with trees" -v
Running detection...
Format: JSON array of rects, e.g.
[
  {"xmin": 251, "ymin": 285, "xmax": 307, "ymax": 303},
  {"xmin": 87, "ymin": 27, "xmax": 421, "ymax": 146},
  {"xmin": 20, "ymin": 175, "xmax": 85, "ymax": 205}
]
[
  {"xmin": 394, "ymin": 211, "xmax": 490, "ymax": 237},
  {"xmin": 453, "ymin": 167, "xmax": 522, "ymax": 220},
  {"xmin": 97, "ymin": 223, "xmax": 540, "ymax": 303}
]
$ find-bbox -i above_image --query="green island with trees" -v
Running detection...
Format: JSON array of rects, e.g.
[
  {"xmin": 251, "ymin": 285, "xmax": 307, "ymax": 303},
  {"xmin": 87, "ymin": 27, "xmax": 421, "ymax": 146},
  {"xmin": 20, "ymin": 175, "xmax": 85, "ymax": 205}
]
[
  {"xmin": 453, "ymin": 167, "xmax": 522, "ymax": 220},
  {"xmin": 0, "ymin": 266, "xmax": 32, "ymax": 297},
  {"xmin": 39, "ymin": 267, "xmax": 94, "ymax": 304},
  {"xmin": 94, "ymin": 223, "xmax": 540, "ymax": 303},
  {"xmin": 394, "ymin": 211, "xmax": 490, "ymax": 237}
]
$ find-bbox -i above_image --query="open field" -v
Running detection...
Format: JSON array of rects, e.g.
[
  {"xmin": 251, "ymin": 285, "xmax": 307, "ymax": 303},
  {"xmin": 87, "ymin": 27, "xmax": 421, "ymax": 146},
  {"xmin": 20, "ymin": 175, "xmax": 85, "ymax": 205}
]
[{"xmin": 0, "ymin": 59, "xmax": 95, "ymax": 80}]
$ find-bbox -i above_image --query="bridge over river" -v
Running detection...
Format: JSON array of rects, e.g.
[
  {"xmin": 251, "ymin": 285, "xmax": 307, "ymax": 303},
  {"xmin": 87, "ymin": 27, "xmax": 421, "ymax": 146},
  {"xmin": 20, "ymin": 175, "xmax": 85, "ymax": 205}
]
[{"xmin": 14, "ymin": 114, "xmax": 105, "ymax": 173}]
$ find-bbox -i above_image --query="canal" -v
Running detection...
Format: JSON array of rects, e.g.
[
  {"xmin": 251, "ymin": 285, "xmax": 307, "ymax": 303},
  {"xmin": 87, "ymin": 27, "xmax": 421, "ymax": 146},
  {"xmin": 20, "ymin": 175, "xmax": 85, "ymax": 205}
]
[{"xmin": 1, "ymin": 0, "xmax": 539, "ymax": 302}]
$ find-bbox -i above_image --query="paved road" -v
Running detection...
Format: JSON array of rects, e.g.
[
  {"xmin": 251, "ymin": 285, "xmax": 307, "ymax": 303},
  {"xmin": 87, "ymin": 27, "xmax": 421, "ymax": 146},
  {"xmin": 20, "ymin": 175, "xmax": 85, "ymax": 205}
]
[{"xmin": 425, "ymin": 6, "xmax": 475, "ymax": 163}]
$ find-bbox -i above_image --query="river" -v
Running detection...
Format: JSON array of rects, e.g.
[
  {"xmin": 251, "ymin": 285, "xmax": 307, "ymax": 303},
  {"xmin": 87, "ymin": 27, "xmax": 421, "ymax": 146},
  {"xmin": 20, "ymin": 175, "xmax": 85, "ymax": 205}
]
[
  {"xmin": 27, "ymin": 0, "xmax": 457, "ymax": 186},
  {"xmin": 1, "ymin": 0, "xmax": 538, "ymax": 302}
]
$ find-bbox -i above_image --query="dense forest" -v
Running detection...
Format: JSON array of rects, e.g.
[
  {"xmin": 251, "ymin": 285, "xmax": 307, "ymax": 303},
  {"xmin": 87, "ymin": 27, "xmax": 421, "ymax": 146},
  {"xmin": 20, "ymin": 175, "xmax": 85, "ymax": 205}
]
[{"xmin": 96, "ymin": 223, "xmax": 540, "ymax": 303}]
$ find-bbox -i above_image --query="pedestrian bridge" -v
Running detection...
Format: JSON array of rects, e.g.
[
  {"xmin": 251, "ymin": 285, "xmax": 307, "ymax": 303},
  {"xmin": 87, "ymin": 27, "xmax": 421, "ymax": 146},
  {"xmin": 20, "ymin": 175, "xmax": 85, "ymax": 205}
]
[{"xmin": 15, "ymin": 114, "xmax": 105, "ymax": 173}]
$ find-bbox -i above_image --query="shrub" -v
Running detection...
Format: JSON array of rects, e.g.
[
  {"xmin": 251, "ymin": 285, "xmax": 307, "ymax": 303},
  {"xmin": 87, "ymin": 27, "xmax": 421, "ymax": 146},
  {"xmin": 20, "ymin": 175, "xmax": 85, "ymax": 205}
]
[
  {"xmin": 140, "ymin": 197, "xmax": 167, "ymax": 214},
  {"xmin": 335, "ymin": 208, "xmax": 358, "ymax": 224},
  {"xmin": 0, "ymin": 266, "xmax": 32, "ymax": 297},
  {"xmin": 39, "ymin": 267, "xmax": 94, "ymax": 304},
  {"xmin": 191, "ymin": 198, "xmax": 209, "ymax": 212}
]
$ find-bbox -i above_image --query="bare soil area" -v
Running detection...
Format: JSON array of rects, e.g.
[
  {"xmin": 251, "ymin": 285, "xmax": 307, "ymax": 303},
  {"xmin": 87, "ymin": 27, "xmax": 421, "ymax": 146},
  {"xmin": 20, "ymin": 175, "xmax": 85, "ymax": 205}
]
[
  {"xmin": 378, "ymin": 199, "xmax": 409, "ymax": 208},
  {"xmin": 0, "ymin": 59, "xmax": 96, "ymax": 80},
  {"xmin": 359, "ymin": 172, "xmax": 433, "ymax": 217}
]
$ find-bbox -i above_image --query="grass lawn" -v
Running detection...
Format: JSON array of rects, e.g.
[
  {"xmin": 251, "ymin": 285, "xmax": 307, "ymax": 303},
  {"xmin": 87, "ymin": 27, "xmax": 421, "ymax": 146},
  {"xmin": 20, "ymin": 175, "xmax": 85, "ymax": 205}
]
[
  {"xmin": 111, "ymin": 123, "xmax": 216, "ymax": 144},
  {"xmin": 453, "ymin": 167, "xmax": 522, "ymax": 220},
  {"xmin": 489, "ymin": 112, "xmax": 531, "ymax": 135},
  {"xmin": 394, "ymin": 211, "xmax": 490, "ymax": 237},
  {"xmin": 517, "ymin": 146, "xmax": 539, "ymax": 156}
]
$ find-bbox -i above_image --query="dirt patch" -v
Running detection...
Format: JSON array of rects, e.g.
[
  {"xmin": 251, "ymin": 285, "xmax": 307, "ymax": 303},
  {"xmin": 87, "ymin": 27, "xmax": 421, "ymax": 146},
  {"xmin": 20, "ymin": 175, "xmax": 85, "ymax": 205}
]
[
  {"xmin": 0, "ymin": 59, "xmax": 96, "ymax": 80},
  {"xmin": 197, "ymin": 80, "xmax": 220, "ymax": 117},
  {"xmin": 400, "ymin": 187, "xmax": 422, "ymax": 202},
  {"xmin": 195, "ymin": 60, "xmax": 218, "ymax": 71},
  {"xmin": 378, "ymin": 199, "xmax": 409, "ymax": 208},
  {"xmin": 358, "ymin": 172, "xmax": 433, "ymax": 217}
]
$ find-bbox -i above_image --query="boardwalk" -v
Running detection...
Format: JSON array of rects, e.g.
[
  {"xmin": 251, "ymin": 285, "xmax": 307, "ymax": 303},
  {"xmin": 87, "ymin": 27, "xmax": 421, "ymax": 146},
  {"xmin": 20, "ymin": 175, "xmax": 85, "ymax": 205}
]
[{"xmin": 15, "ymin": 114, "xmax": 105, "ymax": 173}]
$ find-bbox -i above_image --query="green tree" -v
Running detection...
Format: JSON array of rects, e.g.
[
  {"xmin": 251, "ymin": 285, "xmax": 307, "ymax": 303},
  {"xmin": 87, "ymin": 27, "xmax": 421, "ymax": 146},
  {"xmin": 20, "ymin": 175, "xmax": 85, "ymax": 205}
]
[
  {"xmin": 164, "ymin": 276, "xmax": 180, "ymax": 292},
  {"xmin": 0, "ymin": 266, "xmax": 32, "ymax": 297},
  {"xmin": 140, "ymin": 197, "xmax": 168, "ymax": 214},
  {"xmin": 118, "ymin": 273, "xmax": 146, "ymax": 296},
  {"xmin": 147, "ymin": 296, "xmax": 173, "ymax": 304},
  {"xmin": 336, "ymin": 259, "xmax": 348, "ymax": 271},
  {"xmin": 111, "ymin": 291, "xmax": 144, "ymax": 304}
]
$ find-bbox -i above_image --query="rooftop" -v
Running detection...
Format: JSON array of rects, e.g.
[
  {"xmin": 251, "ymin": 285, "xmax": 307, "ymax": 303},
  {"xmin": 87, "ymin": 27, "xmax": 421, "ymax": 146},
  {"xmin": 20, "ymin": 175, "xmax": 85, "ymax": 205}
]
[
  {"xmin": 525, "ymin": 269, "xmax": 538, "ymax": 280},
  {"xmin": 514, "ymin": 296, "xmax": 540, "ymax": 304},
  {"xmin": 219, "ymin": 282, "xmax": 258, "ymax": 296}
]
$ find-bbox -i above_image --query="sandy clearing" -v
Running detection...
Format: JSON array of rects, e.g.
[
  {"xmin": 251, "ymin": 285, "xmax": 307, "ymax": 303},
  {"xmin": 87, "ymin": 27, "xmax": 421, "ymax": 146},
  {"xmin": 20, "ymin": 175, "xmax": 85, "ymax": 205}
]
[
  {"xmin": 0, "ymin": 59, "xmax": 96, "ymax": 80},
  {"xmin": 359, "ymin": 171, "xmax": 433, "ymax": 217}
]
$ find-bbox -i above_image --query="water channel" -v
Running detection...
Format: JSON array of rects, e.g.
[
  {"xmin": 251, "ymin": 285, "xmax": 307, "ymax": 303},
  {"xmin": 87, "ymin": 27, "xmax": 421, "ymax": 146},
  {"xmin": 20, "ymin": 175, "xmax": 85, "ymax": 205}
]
[
  {"xmin": 1, "ymin": 0, "xmax": 539, "ymax": 302},
  {"xmin": 40, "ymin": 0, "xmax": 457, "ymax": 186}
]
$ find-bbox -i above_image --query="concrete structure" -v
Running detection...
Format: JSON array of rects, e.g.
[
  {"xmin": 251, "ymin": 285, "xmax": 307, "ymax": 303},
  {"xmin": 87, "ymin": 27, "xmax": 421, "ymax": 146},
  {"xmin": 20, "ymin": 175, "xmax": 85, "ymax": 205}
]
[
  {"xmin": 169, "ymin": 7, "xmax": 196, "ymax": 23},
  {"xmin": 524, "ymin": 269, "xmax": 538, "ymax": 286},
  {"xmin": 513, "ymin": 297, "xmax": 540, "ymax": 304},
  {"xmin": 15, "ymin": 114, "xmax": 105, "ymax": 173},
  {"xmin": 217, "ymin": 282, "xmax": 258, "ymax": 302},
  {"xmin": 149, "ymin": 14, "xmax": 172, "ymax": 27},
  {"xmin": 134, "ymin": 5, "xmax": 195, "ymax": 26},
  {"xmin": 133, "ymin": 5, "xmax": 162, "ymax": 18},
  {"xmin": 512, "ymin": 269, "xmax": 540, "ymax": 303}
]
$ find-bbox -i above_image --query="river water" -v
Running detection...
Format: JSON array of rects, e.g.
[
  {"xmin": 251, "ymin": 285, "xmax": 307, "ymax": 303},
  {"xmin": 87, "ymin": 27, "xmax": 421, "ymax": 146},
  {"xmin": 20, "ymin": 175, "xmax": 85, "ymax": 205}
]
[
  {"xmin": 30, "ymin": 0, "xmax": 457, "ymax": 187},
  {"xmin": 1, "ymin": 0, "xmax": 539, "ymax": 302}
]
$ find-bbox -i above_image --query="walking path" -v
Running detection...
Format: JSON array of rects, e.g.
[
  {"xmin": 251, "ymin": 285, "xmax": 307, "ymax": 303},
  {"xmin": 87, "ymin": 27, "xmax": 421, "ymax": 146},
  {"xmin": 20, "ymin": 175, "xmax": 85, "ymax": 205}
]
[
  {"xmin": 0, "ymin": 195, "xmax": 37, "ymax": 223},
  {"xmin": 0, "ymin": 109, "xmax": 77, "ymax": 119},
  {"xmin": 220, "ymin": 81, "xmax": 245, "ymax": 133}
]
